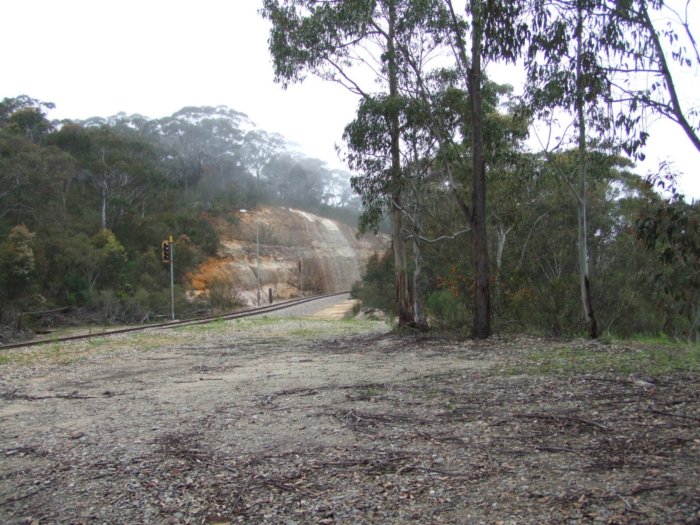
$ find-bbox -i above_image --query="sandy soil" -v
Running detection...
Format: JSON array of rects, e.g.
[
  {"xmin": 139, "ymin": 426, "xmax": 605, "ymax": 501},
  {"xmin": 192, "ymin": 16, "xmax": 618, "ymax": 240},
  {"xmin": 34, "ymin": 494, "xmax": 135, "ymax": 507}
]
[{"xmin": 0, "ymin": 316, "xmax": 698, "ymax": 524}]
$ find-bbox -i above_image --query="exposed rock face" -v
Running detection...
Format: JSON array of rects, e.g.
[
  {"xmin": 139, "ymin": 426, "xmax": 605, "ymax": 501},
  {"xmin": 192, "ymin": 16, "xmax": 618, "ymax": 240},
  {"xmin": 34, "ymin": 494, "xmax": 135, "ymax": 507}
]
[{"xmin": 188, "ymin": 207, "xmax": 388, "ymax": 306}]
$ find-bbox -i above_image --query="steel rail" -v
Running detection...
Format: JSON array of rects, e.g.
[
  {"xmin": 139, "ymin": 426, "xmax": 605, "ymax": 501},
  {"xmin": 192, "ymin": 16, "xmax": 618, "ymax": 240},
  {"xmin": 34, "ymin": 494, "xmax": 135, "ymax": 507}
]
[{"xmin": 0, "ymin": 291, "xmax": 350, "ymax": 351}]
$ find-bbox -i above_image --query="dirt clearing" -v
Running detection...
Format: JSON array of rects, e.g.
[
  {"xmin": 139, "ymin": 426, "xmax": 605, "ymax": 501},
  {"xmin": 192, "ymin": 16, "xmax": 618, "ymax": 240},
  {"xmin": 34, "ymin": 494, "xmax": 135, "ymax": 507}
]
[{"xmin": 1, "ymin": 318, "xmax": 698, "ymax": 524}]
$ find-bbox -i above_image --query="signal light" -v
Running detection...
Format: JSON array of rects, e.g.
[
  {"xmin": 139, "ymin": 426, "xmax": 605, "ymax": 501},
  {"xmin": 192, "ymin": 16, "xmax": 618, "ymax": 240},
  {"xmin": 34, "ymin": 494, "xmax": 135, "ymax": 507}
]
[{"xmin": 161, "ymin": 240, "xmax": 170, "ymax": 263}]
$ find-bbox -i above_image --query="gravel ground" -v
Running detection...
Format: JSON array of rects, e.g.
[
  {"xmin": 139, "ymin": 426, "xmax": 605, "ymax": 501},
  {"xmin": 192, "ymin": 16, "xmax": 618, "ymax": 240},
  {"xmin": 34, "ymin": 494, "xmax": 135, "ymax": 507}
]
[{"xmin": 0, "ymin": 316, "xmax": 698, "ymax": 525}]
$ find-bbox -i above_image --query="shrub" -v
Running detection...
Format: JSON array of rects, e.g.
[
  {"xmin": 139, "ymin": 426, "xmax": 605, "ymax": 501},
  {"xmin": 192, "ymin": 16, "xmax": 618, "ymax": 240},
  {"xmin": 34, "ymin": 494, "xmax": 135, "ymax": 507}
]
[
  {"xmin": 352, "ymin": 251, "xmax": 396, "ymax": 314},
  {"xmin": 426, "ymin": 290, "xmax": 469, "ymax": 329}
]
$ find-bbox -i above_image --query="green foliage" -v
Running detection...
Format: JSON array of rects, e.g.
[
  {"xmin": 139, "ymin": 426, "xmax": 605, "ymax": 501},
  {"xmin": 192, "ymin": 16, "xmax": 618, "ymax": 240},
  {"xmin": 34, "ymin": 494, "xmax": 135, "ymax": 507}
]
[
  {"xmin": 346, "ymin": 94, "xmax": 417, "ymax": 233},
  {"xmin": 426, "ymin": 290, "xmax": 469, "ymax": 329},
  {"xmin": 0, "ymin": 225, "xmax": 39, "ymax": 310},
  {"xmin": 351, "ymin": 251, "xmax": 396, "ymax": 314},
  {"xmin": 262, "ymin": 0, "xmax": 377, "ymax": 87},
  {"xmin": 92, "ymin": 229, "xmax": 128, "ymax": 286},
  {"xmin": 0, "ymin": 126, "xmax": 77, "ymax": 230},
  {"xmin": 634, "ymin": 169, "xmax": 700, "ymax": 341},
  {"xmin": 0, "ymin": 95, "xmax": 55, "ymax": 144}
]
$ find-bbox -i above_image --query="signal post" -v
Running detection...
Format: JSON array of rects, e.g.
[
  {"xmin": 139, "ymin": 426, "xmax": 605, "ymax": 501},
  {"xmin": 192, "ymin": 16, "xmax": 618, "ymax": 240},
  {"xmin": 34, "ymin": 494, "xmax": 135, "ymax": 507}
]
[{"xmin": 162, "ymin": 236, "xmax": 175, "ymax": 320}]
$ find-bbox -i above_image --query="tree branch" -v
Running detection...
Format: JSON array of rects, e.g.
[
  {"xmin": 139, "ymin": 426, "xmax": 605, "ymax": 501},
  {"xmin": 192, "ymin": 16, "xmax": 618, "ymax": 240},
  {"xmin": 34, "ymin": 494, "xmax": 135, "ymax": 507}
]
[{"xmin": 640, "ymin": 2, "xmax": 700, "ymax": 152}]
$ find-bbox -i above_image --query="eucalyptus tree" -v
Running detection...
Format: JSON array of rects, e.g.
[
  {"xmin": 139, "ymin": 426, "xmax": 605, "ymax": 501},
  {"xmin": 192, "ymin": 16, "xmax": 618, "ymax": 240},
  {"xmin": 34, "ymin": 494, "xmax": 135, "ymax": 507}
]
[
  {"xmin": 0, "ymin": 103, "xmax": 76, "ymax": 231},
  {"xmin": 124, "ymin": 106, "xmax": 256, "ymax": 205},
  {"xmin": 388, "ymin": 0, "xmax": 527, "ymax": 337},
  {"xmin": 48, "ymin": 125, "xmax": 163, "ymax": 231},
  {"xmin": 445, "ymin": 0, "xmax": 529, "ymax": 337},
  {"xmin": 241, "ymin": 129, "xmax": 286, "ymax": 202},
  {"xmin": 524, "ymin": 0, "xmax": 699, "ymax": 338},
  {"xmin": 263, "ymin": 153, "xmax": 328, "ymax": 208},
  {"xmin": 0, "ymin": 96, "xmax": 55, "ymax": 143},
  {"xmin": 526, "ymin": 0, "xmax": 611, "ymax": 338},
  {"xmin": 345, "ymin": 92, "xmax": 438, "ymax": 329},
  {"xmin": 262, "ymin": 0, "xmax": 531, "ymax": 334},
  {"xmin": 449, "ymin": 0, "xmax": 491, "ymax": 337},
  {"xmin": 262, "ymin": 0, "xmax": 444, "ymax": 326}
]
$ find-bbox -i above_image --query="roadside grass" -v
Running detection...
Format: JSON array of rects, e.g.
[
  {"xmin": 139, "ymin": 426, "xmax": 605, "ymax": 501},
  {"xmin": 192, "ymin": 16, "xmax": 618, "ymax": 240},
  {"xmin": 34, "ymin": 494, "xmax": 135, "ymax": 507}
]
[
  {"xmin": 521, "ymin": 339, "xmax": 700, "ymax": 377},
  {"xmin": 0, "ymin": 317, "xmax": 386, "ymax": 367},
  {"xmin": 0, "ymin": 332, "xmax": 178, "ymax": 367},
  {"xmin": 0, "ymin": 343, "xmax": 85, "ymax": 367}
]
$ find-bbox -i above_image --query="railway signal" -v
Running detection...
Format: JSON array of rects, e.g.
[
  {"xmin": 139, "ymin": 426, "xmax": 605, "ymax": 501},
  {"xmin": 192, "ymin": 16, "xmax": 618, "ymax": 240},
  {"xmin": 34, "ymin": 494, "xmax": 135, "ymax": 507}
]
[
  {"xmin": 161, "ymin": 240, "xmax": 171, "ymax": 263},
  {"xmin": 162, "ymin": 236, "xmax": 175, "ymax": 320}
]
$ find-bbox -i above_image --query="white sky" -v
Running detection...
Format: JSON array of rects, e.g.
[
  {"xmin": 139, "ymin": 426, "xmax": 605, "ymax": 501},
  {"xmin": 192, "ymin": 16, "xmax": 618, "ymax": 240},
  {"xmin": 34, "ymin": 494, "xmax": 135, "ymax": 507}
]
[{"xmin": 2, "ymin": 0, "xmax": 699, "ymax": 199}]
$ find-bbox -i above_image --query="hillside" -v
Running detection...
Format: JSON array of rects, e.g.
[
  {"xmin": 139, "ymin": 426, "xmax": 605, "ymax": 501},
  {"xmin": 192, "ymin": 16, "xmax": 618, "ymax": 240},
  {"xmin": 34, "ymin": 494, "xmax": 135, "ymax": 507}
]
[
  {"xmin": 1, "ymin": 97, "xmax": 369, "ymax": 332},
  {"xmin": 188, "ymin": 207, "xmax": 388, "ymax": 305}
]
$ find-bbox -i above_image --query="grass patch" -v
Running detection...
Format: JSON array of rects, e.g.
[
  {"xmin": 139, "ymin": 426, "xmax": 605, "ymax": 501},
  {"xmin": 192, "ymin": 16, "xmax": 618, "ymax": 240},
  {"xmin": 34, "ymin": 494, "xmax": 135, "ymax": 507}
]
[
  {"xmin": 234, "ymin": 317, "xmax": 279, "ymax": 328},
  {"xmin": 290, "ymin": 326, "xmax": 318, "ymax": 338},
  {"xmin": 523, "ymin": 341, "xmax": 700, "ymax": 377},
  {"xmin": 175, "ymin": 317, "xmax": 228, "ymax": 333},
  {"xmin": 599, "ymin": 333, "xmax": 678, "ymax": 346},
  {"xmin": 0, "ymin": 344, "xmax": 84, "ymax": 366},
  {"xmin": 0, "ymin": 332, "xmax": 178, "ymax": 367},
  {"xmin": 249, "ymin": 318, "xmax": 387, "ymax": 341},
  {"xmin": 627, "ymin": 334, "xmax": 677, "ymax": 346}
]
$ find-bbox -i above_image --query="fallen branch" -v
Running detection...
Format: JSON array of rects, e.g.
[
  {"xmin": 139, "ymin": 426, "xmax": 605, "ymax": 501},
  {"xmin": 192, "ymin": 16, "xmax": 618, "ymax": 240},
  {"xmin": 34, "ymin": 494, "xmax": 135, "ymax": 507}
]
[
  {"xmin": 514, "ymin": 412, "xmax": 608, "ymax": 431},
  {"xmin": 232, "ymin": 475, "xmax": 252, "ymax": 510},
  {"xmin": 398, "ymin": 465, "xmax": 473, "ymax": 477},
  {"xmin": 2, "ymin": 391, "xmax": 103, "ymax": 401},
  {"xmin": 645, "ymin": 409, "xmax": 700, "ymax": 421},
  {"xmin": 535, "ymin": 445, "xmax": 579, "ymax": 453},
  {"xmin": 0, "ymin": 485, "xmax": 48, "ymax": 506}
]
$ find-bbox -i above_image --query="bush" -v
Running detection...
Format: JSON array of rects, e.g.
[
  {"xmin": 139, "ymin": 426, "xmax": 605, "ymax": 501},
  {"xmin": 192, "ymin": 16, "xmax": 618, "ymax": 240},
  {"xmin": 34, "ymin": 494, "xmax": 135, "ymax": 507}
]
[
  {"xmin": 426, "ymin": 290, "xmax": 469, "ymax": 329},
  {"xmin": 352, "ymin": 251, "xmax": 396, "ymax": 315}
]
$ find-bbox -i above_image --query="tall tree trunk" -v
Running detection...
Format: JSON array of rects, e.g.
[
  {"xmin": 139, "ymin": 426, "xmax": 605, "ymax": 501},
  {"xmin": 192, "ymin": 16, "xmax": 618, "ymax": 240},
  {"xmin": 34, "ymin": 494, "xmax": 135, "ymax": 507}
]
[
  {"xmin": 387, "ymin": 0, "xmax": 413, "ymax": 325},
  {"xmin": 412, "ymin": 204, "xmax": 428, "ymax": 330},
  {"xmin": 469, "ymin": 0, "xmax": 491, "ymax": 338},
  {"xmin": 494, "ymin": 224, "xmax": 511, "ymax": 310},
  {"xmin": 101, "ymin": 181, "xmax": 107, "ymax": 230},
  {"xmin": 575, "ymin": 2, "xmax": 598, "ymax": 339}
]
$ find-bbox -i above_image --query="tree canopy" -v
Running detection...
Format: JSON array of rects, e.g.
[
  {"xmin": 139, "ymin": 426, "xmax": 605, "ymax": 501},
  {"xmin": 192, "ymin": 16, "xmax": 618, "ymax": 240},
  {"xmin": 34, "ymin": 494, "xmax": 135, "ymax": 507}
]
[{"xmin": 265, "ymin": 0, "xmax": 698, "ymax": 341}]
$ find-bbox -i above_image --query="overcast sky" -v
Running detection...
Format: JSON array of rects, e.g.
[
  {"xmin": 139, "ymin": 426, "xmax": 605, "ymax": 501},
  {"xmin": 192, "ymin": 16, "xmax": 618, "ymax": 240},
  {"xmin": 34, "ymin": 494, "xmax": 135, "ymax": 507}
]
[{"xmin": 3, "ymin": 0, "xmax": 699, "ymax": 198}]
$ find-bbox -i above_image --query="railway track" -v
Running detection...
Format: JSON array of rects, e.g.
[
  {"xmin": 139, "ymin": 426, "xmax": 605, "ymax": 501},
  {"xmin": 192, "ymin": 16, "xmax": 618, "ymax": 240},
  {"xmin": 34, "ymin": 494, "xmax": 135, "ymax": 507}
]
[{"xmin": 0, "ymin": 291, "xmax": 350, "ymax": 351}]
